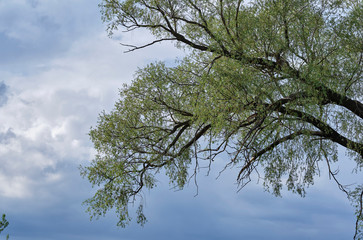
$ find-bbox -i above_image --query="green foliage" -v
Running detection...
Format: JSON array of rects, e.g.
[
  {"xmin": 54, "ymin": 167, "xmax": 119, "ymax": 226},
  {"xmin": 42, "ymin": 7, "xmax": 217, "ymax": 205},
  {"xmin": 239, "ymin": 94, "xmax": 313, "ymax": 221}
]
[
  {"xmin": 0, "ymin": 214, "xmax": 9, "ymax": 240},
  {"xmin": 82, "ymin": 0, "xmax": 363, "ymax": 238}
]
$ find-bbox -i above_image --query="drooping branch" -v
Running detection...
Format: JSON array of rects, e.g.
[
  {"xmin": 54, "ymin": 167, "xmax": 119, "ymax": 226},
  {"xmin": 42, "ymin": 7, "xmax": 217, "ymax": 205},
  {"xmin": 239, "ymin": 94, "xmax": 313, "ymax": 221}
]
[
  {"xmin": 178, "ymin": 124, "xmax": 212, "ymax": 155},
  {"xmin": 164, "ymin": 121, "xmax": 191, "ymax": 154},
  {"xmin": 277, "ymin": 106, "xmax": 363, "ymax": 157},
  {"xmin": 237, "ymin": 130, "xmax": 325, "ymax": 182},
  {"xmin": 286, "ymin": 68, "xmax": 363, "ymax": 120}
]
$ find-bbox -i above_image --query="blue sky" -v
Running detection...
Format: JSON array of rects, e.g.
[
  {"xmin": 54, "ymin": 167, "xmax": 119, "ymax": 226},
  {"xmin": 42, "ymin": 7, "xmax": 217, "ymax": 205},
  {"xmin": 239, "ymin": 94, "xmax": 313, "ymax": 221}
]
[{"xmin": 0, "ymin": 0, "xmax": 360, "ymax": 239}]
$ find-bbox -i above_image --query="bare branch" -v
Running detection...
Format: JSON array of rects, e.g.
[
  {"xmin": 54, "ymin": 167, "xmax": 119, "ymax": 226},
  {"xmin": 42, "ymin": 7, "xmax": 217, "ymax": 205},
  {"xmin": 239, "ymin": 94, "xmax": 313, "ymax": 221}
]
[{"xmin": 121, "ymin": 38, "xmax": 177, "ymax": 53}]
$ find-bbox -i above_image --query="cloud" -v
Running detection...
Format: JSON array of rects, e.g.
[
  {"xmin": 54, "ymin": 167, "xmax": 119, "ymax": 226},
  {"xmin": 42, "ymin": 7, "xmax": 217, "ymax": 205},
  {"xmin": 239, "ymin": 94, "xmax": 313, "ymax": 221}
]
[
  {"xmin": 0, "ymin": 175, "xmax": 31, "ymax": 198},
  {"xmin": 0, "ymin": 0, "xmax": 101, "ymax": 41},
  {"xmin": 0, "ymin": 128, "xmax": 16, "ymax": 144},
  {"xmin": 0, "ymin": 17, "xmax": 183, "ymax": 202},
  {"xmin": 0, "ymin": 81, "xmax": 9, "ymax": 107},
  {"xmin": 0, "ymin": 0, "xmax": 103, "ymax": 68}
]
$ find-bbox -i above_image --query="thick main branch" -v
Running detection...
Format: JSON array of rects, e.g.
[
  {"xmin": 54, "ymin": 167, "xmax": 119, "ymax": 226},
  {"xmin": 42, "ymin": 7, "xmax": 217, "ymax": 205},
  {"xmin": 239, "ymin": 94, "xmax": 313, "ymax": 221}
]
[{"xmin": 277, "ymin": 106, "xmax": 363, "ymax": 157}]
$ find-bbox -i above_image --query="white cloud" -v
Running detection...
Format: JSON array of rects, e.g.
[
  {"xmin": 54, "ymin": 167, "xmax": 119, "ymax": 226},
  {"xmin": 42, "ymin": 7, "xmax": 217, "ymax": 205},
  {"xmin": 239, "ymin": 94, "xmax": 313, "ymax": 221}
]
[
  {"xmin": 0, "ymin": 17, "xmax": 184, "ymax": 200},
  {"xmin": 0, "ymin": 174, "xmax": 32, "ymax": 198},
  {"xmin": 0, "ymin": 0, "xmax": 53, "ymax": 42}
]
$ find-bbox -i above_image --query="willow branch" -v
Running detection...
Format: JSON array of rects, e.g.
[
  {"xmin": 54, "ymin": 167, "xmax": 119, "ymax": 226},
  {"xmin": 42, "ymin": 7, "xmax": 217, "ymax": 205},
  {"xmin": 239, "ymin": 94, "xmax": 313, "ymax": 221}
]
[
  {"xmin": 237, "ymin": 130, "xmax": 324, "ymax": 181},
  {"xmin": 277, "ymin": 106, "xmax": 363, "ymax": 157}
]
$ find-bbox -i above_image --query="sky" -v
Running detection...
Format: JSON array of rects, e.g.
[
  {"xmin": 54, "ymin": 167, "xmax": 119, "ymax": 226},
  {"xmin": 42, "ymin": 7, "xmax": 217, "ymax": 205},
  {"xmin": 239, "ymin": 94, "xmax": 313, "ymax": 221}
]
[{"xmin": 0, "ymin": 0, "xmax": 360, "ymax": 239}]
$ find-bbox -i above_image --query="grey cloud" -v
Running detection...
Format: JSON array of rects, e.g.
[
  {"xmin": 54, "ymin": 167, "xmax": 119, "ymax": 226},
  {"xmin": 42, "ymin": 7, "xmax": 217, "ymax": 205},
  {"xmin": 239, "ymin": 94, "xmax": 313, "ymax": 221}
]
[
  {"xmin": 27, "ymin": 0, "xmax": 40, "ymax": 8},
  {"xmin": 0, "ymin": 128, "xmax": 15, "ymax": 144},
  {"xmin": 0, "ymin": 81, "xmax": 8, "ymax": 106},
  {"xmin": 0, "ymin": 0, "xmax": 103, "ymax": 70}
]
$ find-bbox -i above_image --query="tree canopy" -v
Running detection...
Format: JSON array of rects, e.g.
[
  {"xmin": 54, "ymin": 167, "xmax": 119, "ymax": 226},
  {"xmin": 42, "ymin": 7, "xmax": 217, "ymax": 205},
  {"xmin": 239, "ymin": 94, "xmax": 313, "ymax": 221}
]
[{"xmin": 81, "ymin": 0, "xmax": 363, "ymax": 238}]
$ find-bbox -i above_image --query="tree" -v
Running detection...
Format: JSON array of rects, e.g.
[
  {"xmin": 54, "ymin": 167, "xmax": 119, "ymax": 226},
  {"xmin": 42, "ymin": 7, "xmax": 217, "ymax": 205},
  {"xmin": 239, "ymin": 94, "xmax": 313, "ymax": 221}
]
[
  {"xmin": 81, "ymin": 0, "xmax": 363, "ymax": 238},
  {"xmin": 0, "ymin": 214, "xmax": 9, "ymax": 240}
]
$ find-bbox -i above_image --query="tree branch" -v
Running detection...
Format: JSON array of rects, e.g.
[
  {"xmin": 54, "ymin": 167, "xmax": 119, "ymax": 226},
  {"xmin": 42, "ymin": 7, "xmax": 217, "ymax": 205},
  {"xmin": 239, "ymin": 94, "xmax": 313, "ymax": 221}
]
[
  {"xmin": 121, "ymin": 38, "xmax": 177, "ymax": 53},
  {"xmin": 277, "ymin": 106, "xmax": 363, "ymax": 157},
  {"xmin": 237, "ymin": 130, "xmax": 325, "ymax": 182}
]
